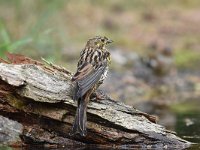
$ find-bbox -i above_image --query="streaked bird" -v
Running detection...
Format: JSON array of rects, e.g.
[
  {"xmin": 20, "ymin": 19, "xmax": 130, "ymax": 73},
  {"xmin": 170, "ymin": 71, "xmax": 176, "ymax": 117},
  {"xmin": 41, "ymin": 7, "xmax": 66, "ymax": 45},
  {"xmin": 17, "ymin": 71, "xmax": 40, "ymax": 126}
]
[{"xmin": 71, "ymin": 36, "xmax": 112, "ymax": 136}]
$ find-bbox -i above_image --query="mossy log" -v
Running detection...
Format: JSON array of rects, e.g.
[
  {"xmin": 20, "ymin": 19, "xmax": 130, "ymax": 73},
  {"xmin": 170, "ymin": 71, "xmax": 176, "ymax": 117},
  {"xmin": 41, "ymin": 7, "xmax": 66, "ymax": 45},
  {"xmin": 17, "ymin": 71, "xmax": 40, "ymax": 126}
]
[{"xmin": 0, "ymin": 59, "xmax": 191, "ymax": 149}]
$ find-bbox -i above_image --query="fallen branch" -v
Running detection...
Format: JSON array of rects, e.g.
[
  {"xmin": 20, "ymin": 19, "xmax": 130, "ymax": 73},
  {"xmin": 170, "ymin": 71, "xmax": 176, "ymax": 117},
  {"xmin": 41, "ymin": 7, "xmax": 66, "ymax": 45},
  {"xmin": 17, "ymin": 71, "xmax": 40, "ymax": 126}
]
[{"xmin": 0, "ymin": 54, "xmax": 191, "ymax": 149}]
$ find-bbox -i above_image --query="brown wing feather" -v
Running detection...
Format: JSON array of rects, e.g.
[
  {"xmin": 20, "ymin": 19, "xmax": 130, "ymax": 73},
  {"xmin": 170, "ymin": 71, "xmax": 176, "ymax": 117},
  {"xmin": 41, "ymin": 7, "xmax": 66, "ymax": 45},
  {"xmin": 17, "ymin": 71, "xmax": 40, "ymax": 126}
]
[
  {"xmin": 72, "ymin": 63, "xmax": 94, "ymax": 81},
  {"xmin": 72, "ymin": 62, "xmax": 107, "ymax": 100}
]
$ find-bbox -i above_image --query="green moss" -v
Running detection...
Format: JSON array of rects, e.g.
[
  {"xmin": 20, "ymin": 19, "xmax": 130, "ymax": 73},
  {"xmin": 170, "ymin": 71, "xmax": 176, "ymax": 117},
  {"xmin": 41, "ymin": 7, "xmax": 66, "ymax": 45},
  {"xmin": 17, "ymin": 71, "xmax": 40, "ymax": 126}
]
[
  {"xmin": 7, "ymin": 95, "xmax": 27, "ymax": 110},
  {"xmin": 175, "ymin": 50, "xmax": 200, "ymax": 69},
  {"xmin": 0, "ymin": 146, "xmax": 12, "ymax": 150},
  {"xmin": 170, "ymin": 100, "xmax": 200, "ymax": 114}
]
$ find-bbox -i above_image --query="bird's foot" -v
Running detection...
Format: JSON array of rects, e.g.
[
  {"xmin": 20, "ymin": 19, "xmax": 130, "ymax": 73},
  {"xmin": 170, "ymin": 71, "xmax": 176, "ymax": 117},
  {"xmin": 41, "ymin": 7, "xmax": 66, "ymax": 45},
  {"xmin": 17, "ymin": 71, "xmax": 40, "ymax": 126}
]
[{"xmin": 90, "ymin": 90, "xmax": 110, "ymax": 101}]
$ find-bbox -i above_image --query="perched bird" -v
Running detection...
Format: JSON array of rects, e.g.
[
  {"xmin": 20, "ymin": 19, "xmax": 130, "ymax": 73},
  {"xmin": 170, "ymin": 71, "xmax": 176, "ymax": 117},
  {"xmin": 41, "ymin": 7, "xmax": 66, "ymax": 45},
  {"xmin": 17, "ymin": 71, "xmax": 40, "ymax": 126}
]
[{"xmin": 71, "ymin": 36, "xmax": 113, "ymax": 136}]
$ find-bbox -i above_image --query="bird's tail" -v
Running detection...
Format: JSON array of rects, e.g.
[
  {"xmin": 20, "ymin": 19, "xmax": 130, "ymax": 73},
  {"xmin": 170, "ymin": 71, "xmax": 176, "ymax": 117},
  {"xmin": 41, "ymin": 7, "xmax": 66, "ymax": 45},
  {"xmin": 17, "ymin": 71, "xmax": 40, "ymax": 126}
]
[{"xmin": 71, "ymin": 98, "xmax": 87, "ymax": 136}]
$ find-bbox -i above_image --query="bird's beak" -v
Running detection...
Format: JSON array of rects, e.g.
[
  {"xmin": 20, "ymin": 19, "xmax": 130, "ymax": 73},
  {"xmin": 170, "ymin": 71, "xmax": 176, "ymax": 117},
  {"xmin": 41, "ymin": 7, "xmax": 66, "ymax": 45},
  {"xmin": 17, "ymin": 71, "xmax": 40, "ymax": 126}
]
[{"xmin": 107, "ymin": 39, "xmax": 113, "ymax": 44}]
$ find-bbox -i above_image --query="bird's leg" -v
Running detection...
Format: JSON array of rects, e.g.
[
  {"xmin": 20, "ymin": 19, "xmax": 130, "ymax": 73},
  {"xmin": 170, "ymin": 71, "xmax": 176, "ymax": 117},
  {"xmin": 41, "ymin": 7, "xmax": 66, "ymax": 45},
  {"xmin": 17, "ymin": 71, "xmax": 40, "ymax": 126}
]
[{"xmin": 90, "ymin": 90, "xmax": 111, "ymax": 101}]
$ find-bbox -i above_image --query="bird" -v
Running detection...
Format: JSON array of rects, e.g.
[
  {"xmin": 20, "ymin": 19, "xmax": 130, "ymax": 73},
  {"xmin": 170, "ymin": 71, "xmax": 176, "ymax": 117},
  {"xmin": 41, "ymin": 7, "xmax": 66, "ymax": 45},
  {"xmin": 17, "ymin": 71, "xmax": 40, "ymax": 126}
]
[{"xmin": 71, "ymin": 36, "xmax": 113, "ymax": 136}]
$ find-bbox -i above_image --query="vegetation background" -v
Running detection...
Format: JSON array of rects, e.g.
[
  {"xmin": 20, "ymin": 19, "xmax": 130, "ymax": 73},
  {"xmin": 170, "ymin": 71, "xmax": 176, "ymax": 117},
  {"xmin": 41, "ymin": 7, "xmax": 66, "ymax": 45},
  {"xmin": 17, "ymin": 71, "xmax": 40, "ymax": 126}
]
[
  {"xmin": 1, "ymin": 0, "xmax": 200, "ymax": 69},
  {"xmin": 0, "ymin": 0, "xmax": 200, "ymax": 146}
]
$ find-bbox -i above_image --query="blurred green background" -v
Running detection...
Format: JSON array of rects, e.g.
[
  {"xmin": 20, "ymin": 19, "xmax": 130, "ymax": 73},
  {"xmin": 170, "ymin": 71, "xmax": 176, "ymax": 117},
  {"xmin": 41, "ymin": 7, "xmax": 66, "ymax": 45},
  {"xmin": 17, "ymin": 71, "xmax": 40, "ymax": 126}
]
[
  {"xmin": 1, "ymin": 0, "xmax": 200, "ymax": 147},
  {"xmin": 1, "ymin": 0, "xmax": 200, "ymax": 70}
]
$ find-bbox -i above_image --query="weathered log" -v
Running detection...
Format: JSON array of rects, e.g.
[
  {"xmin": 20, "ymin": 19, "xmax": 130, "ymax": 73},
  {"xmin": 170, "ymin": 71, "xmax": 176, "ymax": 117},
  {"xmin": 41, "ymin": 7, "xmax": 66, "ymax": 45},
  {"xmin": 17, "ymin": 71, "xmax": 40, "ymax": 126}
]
[{"xmin": 0, "ymin": 62, "xmax": 191, "ymax": 149}]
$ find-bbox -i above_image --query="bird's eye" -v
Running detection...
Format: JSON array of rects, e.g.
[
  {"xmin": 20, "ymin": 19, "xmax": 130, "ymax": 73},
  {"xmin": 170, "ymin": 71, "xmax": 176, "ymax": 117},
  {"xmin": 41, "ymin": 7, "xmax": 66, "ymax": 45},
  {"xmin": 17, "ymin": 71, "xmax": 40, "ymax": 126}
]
[{"xmin": 101, "ymin": 39, "xmax": 105, "ymax": 43}]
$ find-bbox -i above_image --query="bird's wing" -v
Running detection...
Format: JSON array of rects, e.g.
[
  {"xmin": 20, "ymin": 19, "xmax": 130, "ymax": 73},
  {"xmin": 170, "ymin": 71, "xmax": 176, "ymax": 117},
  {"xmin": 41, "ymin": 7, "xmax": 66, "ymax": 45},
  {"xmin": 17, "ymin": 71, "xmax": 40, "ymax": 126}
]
[{"xmin": 72, "ymin": 62, "xmax": 107, "ymax": 100}]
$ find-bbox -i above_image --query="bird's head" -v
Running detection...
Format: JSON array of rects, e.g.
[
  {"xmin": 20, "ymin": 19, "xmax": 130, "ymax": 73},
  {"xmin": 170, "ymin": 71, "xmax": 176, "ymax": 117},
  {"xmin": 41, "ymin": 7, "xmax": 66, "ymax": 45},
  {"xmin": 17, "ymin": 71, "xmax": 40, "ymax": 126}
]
[{"xmin": 86, "ymin": 36, "xmax": 113, "ymax": 49}]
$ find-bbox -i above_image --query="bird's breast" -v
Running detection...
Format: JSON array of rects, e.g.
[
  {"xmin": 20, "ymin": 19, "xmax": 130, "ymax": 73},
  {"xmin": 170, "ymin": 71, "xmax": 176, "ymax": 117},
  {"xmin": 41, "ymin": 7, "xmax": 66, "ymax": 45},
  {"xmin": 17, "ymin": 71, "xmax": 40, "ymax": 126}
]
[{"xmin": 99, "ymin": 67, "xmax": 109, "ymax": 84}]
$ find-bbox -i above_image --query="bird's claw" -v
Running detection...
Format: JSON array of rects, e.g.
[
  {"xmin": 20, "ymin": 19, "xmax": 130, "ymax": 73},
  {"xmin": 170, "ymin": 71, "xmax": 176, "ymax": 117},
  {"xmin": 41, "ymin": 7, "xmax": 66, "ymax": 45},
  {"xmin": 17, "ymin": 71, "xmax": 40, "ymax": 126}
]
[{"xmin": 90, "ymin": 90, "xmax": 110, "ymax": 101}]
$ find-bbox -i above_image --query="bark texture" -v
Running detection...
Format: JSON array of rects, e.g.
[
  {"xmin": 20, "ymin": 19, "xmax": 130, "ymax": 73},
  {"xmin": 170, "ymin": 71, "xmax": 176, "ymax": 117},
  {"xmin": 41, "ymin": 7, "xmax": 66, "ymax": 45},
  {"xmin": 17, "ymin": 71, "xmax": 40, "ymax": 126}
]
[{"xmin": 0, "ymin": 59, "xmax": 191, "ymax": 149}]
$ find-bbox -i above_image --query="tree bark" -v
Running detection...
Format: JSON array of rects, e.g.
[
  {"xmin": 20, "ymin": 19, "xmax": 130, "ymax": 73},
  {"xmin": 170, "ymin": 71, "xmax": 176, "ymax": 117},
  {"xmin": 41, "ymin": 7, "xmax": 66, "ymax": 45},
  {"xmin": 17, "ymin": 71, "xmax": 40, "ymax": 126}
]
[{"xmin": 0, "ymin": 62, "xmax": 191, "ymax": 149}]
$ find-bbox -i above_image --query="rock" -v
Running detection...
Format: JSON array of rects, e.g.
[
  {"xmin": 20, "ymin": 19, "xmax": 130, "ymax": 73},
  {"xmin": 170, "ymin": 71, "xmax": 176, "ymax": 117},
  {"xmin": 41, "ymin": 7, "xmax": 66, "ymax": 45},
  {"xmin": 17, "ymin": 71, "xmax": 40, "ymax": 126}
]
[
  {"xmin": 0, "ymin": 115, "xmax": 22, "ymax": 145},
  {"xmin": 110, "ymin": 49, "xmax": 139, "ymax": 66}
]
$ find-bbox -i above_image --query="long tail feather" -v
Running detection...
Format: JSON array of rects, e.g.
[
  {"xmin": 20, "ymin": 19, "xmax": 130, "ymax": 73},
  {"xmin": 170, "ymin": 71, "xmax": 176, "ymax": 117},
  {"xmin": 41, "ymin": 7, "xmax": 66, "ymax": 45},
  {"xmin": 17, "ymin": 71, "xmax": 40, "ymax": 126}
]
[{"xmin": 72, "ymin": 97, "xmax": 87, "ymax": 136}]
